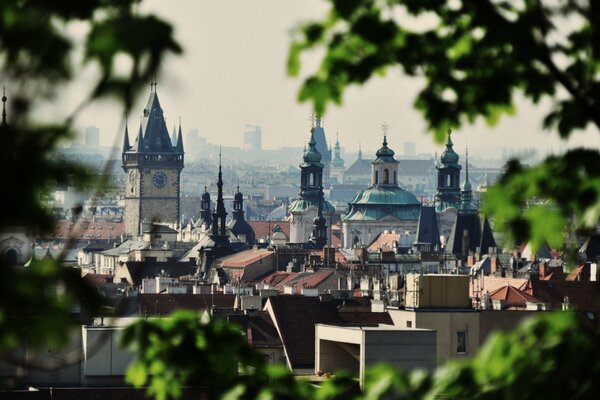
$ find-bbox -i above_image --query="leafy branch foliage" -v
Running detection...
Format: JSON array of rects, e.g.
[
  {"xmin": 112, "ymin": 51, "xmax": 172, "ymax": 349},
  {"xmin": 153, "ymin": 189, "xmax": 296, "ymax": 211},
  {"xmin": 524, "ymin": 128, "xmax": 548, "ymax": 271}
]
[
  {"xmin": 288, "ymin": 0, "xmax": 600, "ymax": 252},
  {"xmin": 123, "ymin": 311, "xmax": 600, "ymax": 400},
  {"xmin": 0, "ymin": 0, "xmax": 181, "ymax": 354}
]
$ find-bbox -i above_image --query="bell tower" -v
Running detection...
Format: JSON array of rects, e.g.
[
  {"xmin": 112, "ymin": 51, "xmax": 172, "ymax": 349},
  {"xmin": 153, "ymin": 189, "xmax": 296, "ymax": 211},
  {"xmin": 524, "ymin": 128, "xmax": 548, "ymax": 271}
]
[
  {"xmin": 122, "ymin": 85, "xmax": 184, "ymax": 237},
  {"xmin": 435, "ymin": 130, "xmax": 461, "ymax": 212}
]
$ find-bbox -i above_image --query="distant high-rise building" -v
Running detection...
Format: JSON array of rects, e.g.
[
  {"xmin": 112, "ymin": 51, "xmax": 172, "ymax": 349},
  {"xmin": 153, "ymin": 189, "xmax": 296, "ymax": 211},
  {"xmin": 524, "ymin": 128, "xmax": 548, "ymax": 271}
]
[
  {"xmin": 85, "ymin": 126, "xmax": 100, "ymax": 148},
  {"xmin": 403, "ymin": 141, "xmax": 416, "ymax": 157},
  {"xmin": 243, "ymin": 125, "xmax": 262, "ymax": 150}
]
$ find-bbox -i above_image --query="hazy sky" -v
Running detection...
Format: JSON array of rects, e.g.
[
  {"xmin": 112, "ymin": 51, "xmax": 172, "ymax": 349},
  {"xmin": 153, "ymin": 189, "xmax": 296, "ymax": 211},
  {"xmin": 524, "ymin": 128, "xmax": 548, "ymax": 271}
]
[{"xmin": 57, "ymin": 0, "xmax": 598, "ymax": 157}]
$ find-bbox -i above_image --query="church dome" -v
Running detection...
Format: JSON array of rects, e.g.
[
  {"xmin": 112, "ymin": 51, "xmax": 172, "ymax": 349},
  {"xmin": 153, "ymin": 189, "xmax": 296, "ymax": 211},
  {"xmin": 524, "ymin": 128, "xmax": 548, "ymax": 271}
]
[
  {"xmin": 350, "ymin": 186, "xmax": 420, "ymax": 205},
  {"xmin": 440, "ymin": 133, "xmax": 459, "ymax": 165},
  {"xmin": 375, "ymin": 136, "xmax": 395, "ymax": 161},
  {"xmin": 301, "ymin": 129, "xmax": 323, "ymax": 164}
]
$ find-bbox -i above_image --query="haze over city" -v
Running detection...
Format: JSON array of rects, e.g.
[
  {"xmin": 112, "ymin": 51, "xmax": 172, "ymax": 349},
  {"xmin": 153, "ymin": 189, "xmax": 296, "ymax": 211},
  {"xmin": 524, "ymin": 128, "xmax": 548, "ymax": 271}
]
[{"xmin": 35, "ymin": 0, "xmax": 598, "ymax": 157}]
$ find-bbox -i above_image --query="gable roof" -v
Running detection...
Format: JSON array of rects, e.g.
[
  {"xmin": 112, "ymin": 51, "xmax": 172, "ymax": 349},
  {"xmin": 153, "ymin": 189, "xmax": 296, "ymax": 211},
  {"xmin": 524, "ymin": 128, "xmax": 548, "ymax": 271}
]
[
  {"xmin": 415, "ymin": 206, "xmax": 441, "ymax": 247},
  {"xmin": 446, "ymin": 214, "xmax": 496, "ymax": 257},
  {"xmin": 529, "ymin": 280, "xmax": 600, "ymax": 313},
  {"xmin": 367, "ymin": 232, "xmax": 400, "ymax": 251},
  {"xmin": 227, "ymin": 311, "xmax": 282, "ymax": 349},
  {"xmin": 248, "ymin": 220, "xmax": 290, "ymax": 241},
  {"xmin": 267, "ymin": 296, "xmax": 343, "ymax": 369},
  {"xmin": 48, "ymin": 220, "xmax": 124, "ymax": 241},
  {"xmin": 345, "ymin": 159, "xmax": 371, "ymax": 176},
  {"xmin": 266, "ymin": 296, "xmax": 393, "ymax": 370},
  {"xmin": 488, "ymin": 284, "xmax": 543, "ymax": 309}
]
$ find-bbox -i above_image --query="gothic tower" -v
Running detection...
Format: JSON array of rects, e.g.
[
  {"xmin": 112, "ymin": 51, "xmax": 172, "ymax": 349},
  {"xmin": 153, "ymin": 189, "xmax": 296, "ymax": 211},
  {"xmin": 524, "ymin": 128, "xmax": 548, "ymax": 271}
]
[
  {"xmin": 435, "ymin": 131, "xmax": 461, "ymax": 212},
  {"xmin": 122, "ymin": 85, "xmax": 184, "ymax": 236},
  {"xmin": 289, "ymin": 129, "xmax": 334, "ymax": 244},
  {"xmin": 227, "ymin": 186, "xmax": 256, "ymax": 246},
  {"xmin": 310, "ymin": 116, "xmax": 332, "ymax": 187}
]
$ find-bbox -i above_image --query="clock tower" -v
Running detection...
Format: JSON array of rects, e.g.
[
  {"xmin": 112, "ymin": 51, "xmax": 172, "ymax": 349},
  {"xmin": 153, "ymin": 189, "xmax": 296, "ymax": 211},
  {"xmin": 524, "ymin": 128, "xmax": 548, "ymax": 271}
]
[{"xmin": 122, "ymin": 85, "xmax": 184, "ymax": 237}]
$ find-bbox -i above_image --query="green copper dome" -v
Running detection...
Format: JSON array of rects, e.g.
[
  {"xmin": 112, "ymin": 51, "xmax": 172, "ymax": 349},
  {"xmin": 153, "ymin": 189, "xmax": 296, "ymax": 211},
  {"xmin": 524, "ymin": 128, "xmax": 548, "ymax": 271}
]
[
  {"xmin": 374, "ymin": 135, "xmax": 396, "ymax": 163},
  {"xmin": 288, "ymin": 199, "xmax": 335, "ymax": 214},
  {"xmin": 440, "ymin": 133, "xmax": 459, "ymax": 165},
  {"xmin": 349, "ymin": 186, "xmax": 420, "ymax": 205},
  {"xmin": 303, "ymin": 131, "xmax": 322, "ymax": 164}
]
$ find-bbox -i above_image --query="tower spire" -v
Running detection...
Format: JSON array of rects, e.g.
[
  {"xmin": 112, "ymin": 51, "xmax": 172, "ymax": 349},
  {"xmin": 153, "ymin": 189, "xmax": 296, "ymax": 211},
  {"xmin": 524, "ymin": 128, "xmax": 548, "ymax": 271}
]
[
  {"xmin": 122, "ymin": 121, "xmax": 130, "ymax": 152},
  {"xmin": 358, "ymin": 143, "xmax": 362, "ymax": 160},
  {"xmin": 212, "ymin": 148, "xmax": 227, "ymax": 237},
  {"xmin": 176, "ymin": 119, "xmax": 184, "ymax": 153}
]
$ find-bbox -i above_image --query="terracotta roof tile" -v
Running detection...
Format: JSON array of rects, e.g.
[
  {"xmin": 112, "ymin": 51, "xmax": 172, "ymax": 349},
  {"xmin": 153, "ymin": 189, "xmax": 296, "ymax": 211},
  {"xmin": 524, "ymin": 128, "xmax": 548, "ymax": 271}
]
[
  {"xmin": 248, "ymin": 221, "xmax": 290, "ymax": 240},
  {"xmin": 488, "ymin": 284, "xmax": 543, "ymax": 309},
  {"xmin": 47, "ymin": 219, "xmax": 124, "ymax": 241}
]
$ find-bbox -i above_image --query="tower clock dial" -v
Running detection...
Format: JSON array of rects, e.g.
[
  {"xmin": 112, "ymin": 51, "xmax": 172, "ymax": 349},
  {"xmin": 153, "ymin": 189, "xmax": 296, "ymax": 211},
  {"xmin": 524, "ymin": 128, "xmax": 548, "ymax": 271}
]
[{"xmin": 153, "ymin": 171, "xmax": 167, "ymax": 188}]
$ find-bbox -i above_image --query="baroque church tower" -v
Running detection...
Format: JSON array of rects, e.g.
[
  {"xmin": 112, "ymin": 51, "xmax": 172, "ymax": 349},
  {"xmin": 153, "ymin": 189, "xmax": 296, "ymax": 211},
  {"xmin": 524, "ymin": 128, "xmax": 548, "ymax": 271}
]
[
  {"xmin": 122, "ymin": 85, "xmax": 184, "ymax": 237},
  {"xmin": 435, "ymin": 131, "xmax": 461, "ymax": 212},
  {"xmin": 288, "ymin": 128, "xmax": 334, "ymax": 245}
]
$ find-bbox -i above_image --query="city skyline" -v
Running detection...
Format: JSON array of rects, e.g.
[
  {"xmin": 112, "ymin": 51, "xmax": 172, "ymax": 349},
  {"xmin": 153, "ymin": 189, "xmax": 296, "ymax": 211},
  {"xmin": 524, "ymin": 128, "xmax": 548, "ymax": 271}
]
[{"xmin": 37, "ymin": 0, "xmax": 598, "ymax": 156}]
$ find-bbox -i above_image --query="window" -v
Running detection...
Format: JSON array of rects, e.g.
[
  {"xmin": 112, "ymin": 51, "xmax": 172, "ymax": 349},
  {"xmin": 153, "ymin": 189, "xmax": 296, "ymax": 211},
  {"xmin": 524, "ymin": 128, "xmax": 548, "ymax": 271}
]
[
  {"xmin": 447, "ymin": 174, "xmax": 451, "ymax": 187},
  {"xmin": 406, "ymin": 321, "xmax": 412, "ymax": 328},
  {"xmin": 375, "ymin": 171, "xmax": 379, "ymax": 184},
  {"xmin": 383, "ymin": 169, "xmax": 389, "ymax": 184},
  {"xmin": 457, "ymin": 331, "xmax": 467, "ymax": 354}
]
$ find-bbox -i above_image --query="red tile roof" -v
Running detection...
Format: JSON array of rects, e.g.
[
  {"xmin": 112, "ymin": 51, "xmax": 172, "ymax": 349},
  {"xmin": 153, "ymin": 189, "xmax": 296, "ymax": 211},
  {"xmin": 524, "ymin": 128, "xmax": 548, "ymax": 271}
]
[
  {"xmin": 488, "ymin": 284, "xmax": 543, "ymax": 309},
  {"xmin": 367, "ymin": 232, "xmax": 400, "ymax": 251},
  {"xmin": 47, "ymin": 219, "xmax": 124, "ymax": 241},
  {"xmin": 472, "ymin": 276, "xmax": 529, "ymax": 298},
  {"xmin": 248, "ymin": 220, "xmax": 290, "ymax": 240},
  {"xmin": 215, "ymin": 248, "xmax": 274, "ymax": 269},
  {"xmin": 261, "ymin": 269, "xmax": 336, "ymax": 294},
  {"xmin": 529, "ymin": 280, "xmax": 600, "ymax": 313}
]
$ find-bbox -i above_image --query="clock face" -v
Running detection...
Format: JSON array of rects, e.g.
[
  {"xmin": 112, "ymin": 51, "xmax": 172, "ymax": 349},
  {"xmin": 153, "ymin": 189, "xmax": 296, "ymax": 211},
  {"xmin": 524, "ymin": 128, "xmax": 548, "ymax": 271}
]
[
  {"xmin": 153, "ymin": 172, "xmax": 167, "ymax": 188},
  {"xmin": 128, "ymin": 170, "xmax": 136, "ymax": 185}
]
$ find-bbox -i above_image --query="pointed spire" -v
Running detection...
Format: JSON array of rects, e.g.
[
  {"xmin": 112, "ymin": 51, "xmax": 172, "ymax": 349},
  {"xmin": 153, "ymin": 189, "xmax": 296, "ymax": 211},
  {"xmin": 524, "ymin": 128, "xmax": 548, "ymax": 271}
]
[
  {"xmin": 463, "ymin": 148, "xmax": 471, "ymax": 191},
  {"xmin": 1, "ymin": 86, "xmax": 7, "ymax": 127},
  {"xmin": 133, "ymin": 123, "xmax": 145, "ymax": 152},
  {"xmin": 212, "ymin": 148, "xmax": 228, "ymax": 237},
  {"xmin": 171, "ymin": 124, "xmax": 177, "ymax": 146},
  {"xmin": 316, "ymin": 115, "xmax": 322, "ymax": 128},
  {"xmin": 176, "ymin": 120, "xmax": 184, "ymax": 153},
  {"xmin": 358, "ymin": 143, "xmax": 362, "ymax": 160},
  {"xmin": 122, "ymin": 122, "xmax": 131, "ymax": 152}
]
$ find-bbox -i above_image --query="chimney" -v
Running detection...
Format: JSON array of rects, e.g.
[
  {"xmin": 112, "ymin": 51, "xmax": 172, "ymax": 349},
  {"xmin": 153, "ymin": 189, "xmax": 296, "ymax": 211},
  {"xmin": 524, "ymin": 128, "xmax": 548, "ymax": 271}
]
[
  {"xmin": 461, "ymin": 229, "xmax": 470, "ymax": 262},
  {"xmin": 538, "ymin": 261, "xmax": 546, "ymax": 278},
  {"xmin": 490, "ymin": 256, "xmax": 497, "ymax": 275}
]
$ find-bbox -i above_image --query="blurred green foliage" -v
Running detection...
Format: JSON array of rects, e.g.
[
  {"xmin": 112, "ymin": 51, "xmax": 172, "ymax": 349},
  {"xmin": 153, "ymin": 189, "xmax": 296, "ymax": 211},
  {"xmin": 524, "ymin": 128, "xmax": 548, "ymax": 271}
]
[
  {"xmin": 124, "ymin": 311, "xmax": 600, "ymax": 400},
  {"xmin": 0, "ymin": 0, "xmax": 181, "ymax": 359},
  {"xmin": 289, "ymin": 0, "xmax": 600, "ymax": 252},
  {"xmin": 2, "ymin": 0, "xmax": 600, "ymax": 399}
]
